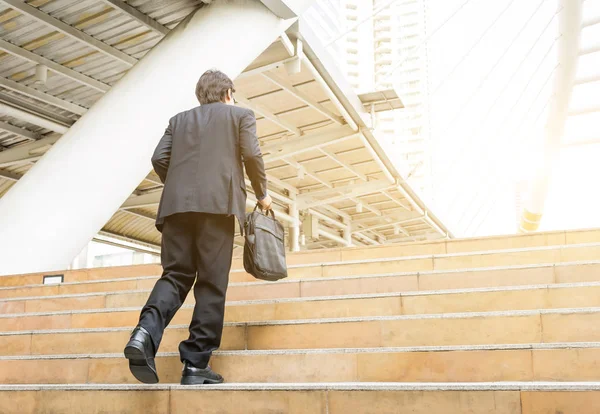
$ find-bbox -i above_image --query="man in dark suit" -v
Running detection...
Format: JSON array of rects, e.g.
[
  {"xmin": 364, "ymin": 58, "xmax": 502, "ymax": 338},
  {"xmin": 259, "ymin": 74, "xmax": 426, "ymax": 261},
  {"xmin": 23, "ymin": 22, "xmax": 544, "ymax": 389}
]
[{"xmin": 124, "ymin": 69, "xmax": 272, "ymax": 385}]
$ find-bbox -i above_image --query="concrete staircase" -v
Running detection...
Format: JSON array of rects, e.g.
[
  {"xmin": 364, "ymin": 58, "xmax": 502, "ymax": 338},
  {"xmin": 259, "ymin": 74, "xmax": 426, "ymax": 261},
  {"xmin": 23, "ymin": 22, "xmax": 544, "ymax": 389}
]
[{"xmin": 0, "ymin": 229, "xmax": 599, "ymax": 413}]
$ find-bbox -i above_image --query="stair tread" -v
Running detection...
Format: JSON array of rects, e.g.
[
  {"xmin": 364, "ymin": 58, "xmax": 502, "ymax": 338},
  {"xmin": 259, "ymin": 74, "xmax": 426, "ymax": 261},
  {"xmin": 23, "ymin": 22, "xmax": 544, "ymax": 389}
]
[
  {"xmin": 2, "ymin": 341, "xmax": 600, "ymax": 360},
  {"xmin": 1, "ymin": 243, "xmax": 598, "ymax": 291},
  {"xmin": 1, "ymin": 381, "xmax": 600, "ymax": 391},
  {"xmin": 0, "ymin": 259, "xmax": 598, "ymax": 296},
  {"xmin": 1, "ymin": 306, "xmax": 599, "ymax": 337},
  {"xmin": 3, "ymin": 278, "xmax": 600, "ymax": 305}
]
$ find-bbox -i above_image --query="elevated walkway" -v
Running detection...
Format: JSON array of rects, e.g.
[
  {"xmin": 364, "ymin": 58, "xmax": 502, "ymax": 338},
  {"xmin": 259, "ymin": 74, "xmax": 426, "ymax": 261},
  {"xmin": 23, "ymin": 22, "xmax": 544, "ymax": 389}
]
[{"xmin": 0, "ymin": 0, "xmax": 449, "ymax": 277}]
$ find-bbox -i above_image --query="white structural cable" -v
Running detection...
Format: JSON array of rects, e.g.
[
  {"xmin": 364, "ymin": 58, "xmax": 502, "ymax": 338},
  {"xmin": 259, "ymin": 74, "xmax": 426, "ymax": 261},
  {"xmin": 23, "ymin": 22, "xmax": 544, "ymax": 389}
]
[
  {"xmin": 446, "ymin": 56, "xmax": 558, "ymax": 213},
  {"xmin": 437, "ymin": 3, "xmax": 560, "ymax": 187},
  {"xmin": 450, "ymin": 65, "xmax": 557, "ymax": 232},
  {"xmin": 376, "ymin": 0, "xmax": 474, "ymax": 88},
  {"xmin": 431, "ymin": 0, "xmax": 518, "ymax": 95},
  {"xmin": 324, "ymin": 0, "xmax": 403, "ymax": 48},
  {"xmin": 447, "ymin": 49, "xmax": 559, "ymax": 214},
  {"xmin": 446, "ymin": 61, "xmax": 559, "ymax": 222},
  {"xmin": 443, "ymin": 12, "xmax": 560, "ymax": 232},
  {"xmin": 433, "ymin": 0, "xmax": 551, "ymax": 149}
]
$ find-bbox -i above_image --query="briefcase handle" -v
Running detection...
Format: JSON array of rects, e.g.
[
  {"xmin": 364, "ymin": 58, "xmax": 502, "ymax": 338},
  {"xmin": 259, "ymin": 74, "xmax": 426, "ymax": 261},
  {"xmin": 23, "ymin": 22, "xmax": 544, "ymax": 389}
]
[{"xmin": 254, "ymin": 203, "xmax": 276, "ymax": 219}]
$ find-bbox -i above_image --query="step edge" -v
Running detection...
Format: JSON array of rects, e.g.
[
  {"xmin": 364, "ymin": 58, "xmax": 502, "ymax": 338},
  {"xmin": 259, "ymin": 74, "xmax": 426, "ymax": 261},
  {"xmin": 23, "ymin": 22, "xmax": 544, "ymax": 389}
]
[
  {"xmin": 2, "ymin": 243, "xmax": 599, "ymax": 291},
  {"xmin": 2, "ymin": 306, "xmax": 600, "ymax": 336},
  {"xmin": 1, "ymin": 381, "xmax": 600, "ymax": 392},
  {"xmin": 1, "ymin": 259, "xmax": 599, "ymax": 296},
  {"xmin": 4, "ymin": 281, "xmax": 600, "ymax": 318},
  {"xmin": 2, "ymin": 342, "xmax": 599, "ymax": 360},
  {"xmin": 230, "ymin": 241, "xmax": 600, "ymax": 272}
]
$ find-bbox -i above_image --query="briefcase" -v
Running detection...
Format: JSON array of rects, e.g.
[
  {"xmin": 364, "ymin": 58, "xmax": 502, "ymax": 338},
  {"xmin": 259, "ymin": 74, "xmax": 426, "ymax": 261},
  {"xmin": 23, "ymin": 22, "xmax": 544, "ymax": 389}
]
[{"xmin": 243, "ymin": 205, "xmax": 288, "ymax": 281}]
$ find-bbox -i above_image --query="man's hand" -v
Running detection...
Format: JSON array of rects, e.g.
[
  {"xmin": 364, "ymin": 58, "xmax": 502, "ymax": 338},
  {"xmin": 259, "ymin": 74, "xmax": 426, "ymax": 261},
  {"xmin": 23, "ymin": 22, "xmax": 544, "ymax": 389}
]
[{"xmin": 258, "ymin": 194, "xmax": 273, "ymax": 211}]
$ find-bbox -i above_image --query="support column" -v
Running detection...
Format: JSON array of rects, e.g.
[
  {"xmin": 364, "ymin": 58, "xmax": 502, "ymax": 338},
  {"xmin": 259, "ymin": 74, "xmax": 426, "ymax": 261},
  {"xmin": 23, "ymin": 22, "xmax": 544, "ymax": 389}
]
[
  {"xmin": 70, "ymin": 244, "xmax": 89, "ymax": 270},
  {"xmin": 520, "ymin": 0, "xmax": 583, "ymax": 232},
  {"xmin": 289, "ymin": 201, "xmax": 300, "ymax": 252},
  {"xmin": 0, "ymin": 0, "xmax": 310, "ymax": 276},
  {"xmin": 343, "ymin": 218, "xmax": 352, "ymax": 247}
]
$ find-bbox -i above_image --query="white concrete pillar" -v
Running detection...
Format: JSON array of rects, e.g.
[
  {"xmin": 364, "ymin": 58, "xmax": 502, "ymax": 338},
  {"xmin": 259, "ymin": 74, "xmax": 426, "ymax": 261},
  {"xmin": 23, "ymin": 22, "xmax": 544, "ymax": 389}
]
[
  {"xmin": 0, "ymin": 0, "xmax": 308, "ymax": 276},
  {"xmin": 70, "ymin": 243, "xmax": 89, "ymax": 270},
  {"xmin": 520, "ymin": 0, "xmax": 583, "ymax": 232}
]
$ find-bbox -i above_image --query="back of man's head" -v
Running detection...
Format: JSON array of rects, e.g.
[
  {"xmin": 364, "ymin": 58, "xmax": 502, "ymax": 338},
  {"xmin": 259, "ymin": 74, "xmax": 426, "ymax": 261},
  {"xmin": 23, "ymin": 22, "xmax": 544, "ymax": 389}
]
[{"xmin": 195, "ymin": 69, "xmax": 235, "ymax": 105}]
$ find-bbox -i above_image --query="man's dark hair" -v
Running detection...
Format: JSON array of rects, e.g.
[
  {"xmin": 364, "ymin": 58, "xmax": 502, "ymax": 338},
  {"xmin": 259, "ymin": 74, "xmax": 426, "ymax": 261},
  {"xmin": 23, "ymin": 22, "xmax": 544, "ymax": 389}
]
[{"xmin": 195, "ymin": 69, "xmax": 235, "ymax": 104}]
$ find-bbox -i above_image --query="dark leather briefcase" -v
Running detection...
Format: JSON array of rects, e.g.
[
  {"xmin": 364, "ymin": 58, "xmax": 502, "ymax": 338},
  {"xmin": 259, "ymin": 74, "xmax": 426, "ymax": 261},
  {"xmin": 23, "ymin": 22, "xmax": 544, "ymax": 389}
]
[{"xmin": 243, "ymin": 205, "xmax": 288, "ymax": 281}]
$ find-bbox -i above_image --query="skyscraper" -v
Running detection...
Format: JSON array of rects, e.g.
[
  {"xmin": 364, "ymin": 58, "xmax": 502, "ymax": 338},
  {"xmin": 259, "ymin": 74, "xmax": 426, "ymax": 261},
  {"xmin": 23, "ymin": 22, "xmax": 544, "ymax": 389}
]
[{"xmin": 307, "ymin": 0, "xmax": 430, "ymax": 195}]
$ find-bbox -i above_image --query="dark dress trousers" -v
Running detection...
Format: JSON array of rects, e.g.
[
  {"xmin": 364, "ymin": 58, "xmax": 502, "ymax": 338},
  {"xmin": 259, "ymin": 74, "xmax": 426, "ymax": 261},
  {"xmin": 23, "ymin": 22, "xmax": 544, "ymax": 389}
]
[{"xmin": 138, "ymin": 102, "xmax": 267, "ymax": 368}]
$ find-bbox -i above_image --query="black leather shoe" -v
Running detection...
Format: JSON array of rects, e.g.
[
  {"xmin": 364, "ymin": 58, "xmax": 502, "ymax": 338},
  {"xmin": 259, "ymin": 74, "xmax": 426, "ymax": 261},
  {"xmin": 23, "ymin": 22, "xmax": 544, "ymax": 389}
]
[
  {"xmin": 124, "ymin": 326, "xmax": 159, "ymax": 384},
  {"xmin": 180, "ymin": 361, "xmax": 224, "ymax": 385}
]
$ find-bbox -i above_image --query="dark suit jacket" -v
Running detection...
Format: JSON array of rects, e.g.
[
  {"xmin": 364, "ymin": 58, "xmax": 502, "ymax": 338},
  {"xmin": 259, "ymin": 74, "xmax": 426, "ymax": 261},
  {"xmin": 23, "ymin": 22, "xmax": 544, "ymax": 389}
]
[{"xmin": 151, "ymin": 102, "xmax": 267, "ymax": 234}]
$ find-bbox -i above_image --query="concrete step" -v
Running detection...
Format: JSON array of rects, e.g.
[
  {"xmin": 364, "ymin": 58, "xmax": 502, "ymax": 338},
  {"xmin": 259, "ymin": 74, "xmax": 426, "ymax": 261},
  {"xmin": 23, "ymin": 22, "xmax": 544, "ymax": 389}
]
[
  {"xmin": 0, "ymin": 343, "xmax": 598, "ymax": 384},
  {"xmin": 0, "ymin": 382, "xmax": 599, "ymax": 413},
  {"xmin": 1, "ymin": 260, "xmax": 598, "ymax": 303},
  {"xmin": 3, "ymin": 282, "xmax": 600, "ymax": 330},
  {"xmin": 1, "ymin": 236, "xmax": 598, "ymax": 287},
  {"xmin": 246, "ymin": 242, "xmax": 600, "ymax": 284},
  {"xmin": 231, "ymin": 227, "xmax": 599, "ymax": 269},
  {"xmin": 2, "ymin": 308, "xmax": 599, "ymax": 356}
]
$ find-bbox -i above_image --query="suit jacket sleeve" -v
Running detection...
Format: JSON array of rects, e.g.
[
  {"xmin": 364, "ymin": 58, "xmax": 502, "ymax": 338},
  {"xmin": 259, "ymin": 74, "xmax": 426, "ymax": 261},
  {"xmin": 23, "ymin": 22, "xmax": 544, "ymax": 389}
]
[
  {"xmin": 239, "ymin": 110, "xmax": 267, "ymax": 200},
  {"xmin": 151, "ymin": 119, "xmax": 173, "ymax": 183}
]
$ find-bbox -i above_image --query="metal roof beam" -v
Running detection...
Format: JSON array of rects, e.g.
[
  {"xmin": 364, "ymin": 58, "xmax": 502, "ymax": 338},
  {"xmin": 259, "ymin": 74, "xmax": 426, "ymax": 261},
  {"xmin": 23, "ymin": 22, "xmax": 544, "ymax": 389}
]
[
  {"xmin": 347, "ymin": 209, "xmax": 419, "ymax": 228},
  {"xmin": 0, "ymin": 168, "xmax": 22, "ymax": 181},
  {"xmin": 121, "ymin": 191, "xmax": 161, "ymax": 209},
  {"xmin": 300, "ymin": 54, "xmax": 358, "ymax": 131},
  {"xmin": 262, "ymin": 71, "xmax": 344, "ymax": 125},
  {"xmin": 582, "ymin": 15, "xmax": 600, "ymax": 28},
  {"xmin": 284, "ymin": 157, "xmax": 332, "ymax": 190},
  {"xmin": 1, "ymin": 0, "xmax": 137, "ymax": 66},
  {"xmin": 259, "ymin": 0, "xmax": 315, "ymax": 19},
  {"xmin": 382, "ymin": 190, "xmax": 411, "ymax": 211},
  {"xmin": 317, "ymin": 227, "xmax": 349, "ymax": 246},
  {"xmin": 143, "ymin": 173, "xmax": 162, "ymax": 186},
  {"xmin": 350, "ymin": 196, "xmax": 382, "ymax": 217},
  {"xmin": 122, "ymin": 208, "xmax": 157, "ymax": 221},
  {"xmin": 298, "ymin": 180, "xmax": 393, "ymax": 209},
  {"xmin": 244, "ymin": 178, "xmax": 295, "ymax": 203},
  {"xmin": 236, "ymin": 92, "xmax": 301, "ymax": 136},
  {"xmin": 319, "ymin": 147, "xmax": 367, "ymax": 181},
  {"xmin": 123, "ymin": 185, "xmax": 295, "ymax": 214},
  {"xmin": 299, "ymin": 179, "xmax": 390, "ymax": 200},
  {"xmin": 351, "ymin": 216, "xmax": 423, "ymax": 234},
  {"xmin": 568, "ymin": 105, "xmax": 600, "ymax": 116},
  {"xmin": 353, "ymin": 232, "xmax": 378, "ymax": 245},
  {"xmin": 263, "ymin": 127, "xmax": 358, "ymax": 162},
  {"xmin": 579, "ymin": 40, "xmax": 600, "ymax": 56},
  {"xmin": 0, "ymin": 120, "xmax": 40, "ymax": 141},
  {"xmin": 0, "ymin": 39, "xmax": 110, "ymax": 92},
  {"xmin": 238, "ymin": 56, "xmax": 299, "ymax": 79},
  {"xmin": 574, "ymin": 72, "xmax": 600, "ymax": 85},
  {"xmin": 307, "ymin": 208, "xmax": 345, "ymax": 229},
  {"xmin": 0, "ymin": 134, "xmax": 60, "ymax": 168},
  {"xmin": 101, "ymin": 0, "xmax": 170, "ymax": 35},
  {"xmin": 96, "ymin": 231, "xmax": 160, "ymax": 252},
  {"xmin": 0, "ymin": 100, "xmax": 70, "ymax": 133},
  {"xmin": 279, "ymin": 34, "xmax": 295, "ymax": 56},
  {"xmin": 320, "ymin": 203, "xmax": 350, "ymax": 221},
  {"xmin": 562, "ymin": 138, "xmax": 600, "ymax": 147},
  {"xmin": 0, "ymin": 76, "xmax": 87, "ymax": 115}
]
